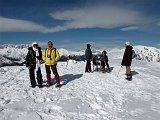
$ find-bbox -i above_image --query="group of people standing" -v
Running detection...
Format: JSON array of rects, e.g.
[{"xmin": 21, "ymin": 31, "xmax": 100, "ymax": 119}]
[
  {"xmin": 26, "ymin": 41, "xmax": 134, "ymax": 88},
  {"xmin": 26, "ymin": 41, "xmax": 61, "ymax": 88}
]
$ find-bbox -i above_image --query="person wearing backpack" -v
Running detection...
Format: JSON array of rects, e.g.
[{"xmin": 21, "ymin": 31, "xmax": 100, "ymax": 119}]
[
  {"xmin": 42, "ymin": 41, "xmax": 61, "ymax": 87},
  {"xmin": 121, "ymin": 42, "xmax": 133, "ymax": 80},
  {"xmin": 99, "ymin": 50, "xmax": 110, "ymax": 72},
  {"xmin": 85, "ymin": 44, "xmax": 92, "ymax": 72},
  {"xmin": 26, "ymin": 42, "xmax": 43, "ymax": 88}
]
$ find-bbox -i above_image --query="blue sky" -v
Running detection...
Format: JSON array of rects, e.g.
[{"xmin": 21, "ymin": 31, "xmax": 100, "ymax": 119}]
[{"xmin": 0, "ymin": 0, "xmax": 160, "ymax": 50}]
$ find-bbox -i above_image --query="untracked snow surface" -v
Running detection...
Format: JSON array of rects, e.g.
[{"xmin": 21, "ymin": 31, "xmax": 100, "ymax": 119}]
[{"xmin": 0, "ymin": 51, "xmax": 160, "ymax": 120}]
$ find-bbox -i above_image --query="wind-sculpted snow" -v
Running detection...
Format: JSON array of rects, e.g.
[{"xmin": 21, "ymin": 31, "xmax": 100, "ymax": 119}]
[{"xmin": 0, "ymin": 58, "xmax": 160, "ymax": 120}]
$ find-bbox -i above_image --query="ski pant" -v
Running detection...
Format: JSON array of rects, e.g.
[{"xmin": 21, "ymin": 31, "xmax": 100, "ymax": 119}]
[
  {"xmin": 85, "ymin": 60, "xmax": 91, "ymax": 72},
  {"xmin": 126, "ymin": 66, "xmax": 131, "ymax": 75},
  {"xmin": 101, "ymin": 61, "xmax": 110, "ymax": 69},
  {"xmin": 29, "ymin": 66, "xmax": 43, "ymax": 87},
  {"xmin": 45, "ymin": 65, "xmax": 60, "ymax": 84}
]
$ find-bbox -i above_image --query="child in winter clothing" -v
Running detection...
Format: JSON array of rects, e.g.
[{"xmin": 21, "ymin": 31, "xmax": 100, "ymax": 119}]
[
  {"xmin": 26, "ymin": 42, "xmax": 43, "ymax": 88},
  {"xmin": 99, "ymin": 50, "xmax": 110, "ymax": 72},
  {"xmin": 42, "ymin": 41, "xmax": 61, "ymax": 87}
]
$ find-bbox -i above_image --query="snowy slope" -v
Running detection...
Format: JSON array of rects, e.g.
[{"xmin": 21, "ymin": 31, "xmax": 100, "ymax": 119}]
[
  {"xmin": 0, "ymin": 51, "xmax": 160, "ymax": 120},
  {"xmin": 133, "ymin": 46, "xmax": 160, "ymax": 62}
]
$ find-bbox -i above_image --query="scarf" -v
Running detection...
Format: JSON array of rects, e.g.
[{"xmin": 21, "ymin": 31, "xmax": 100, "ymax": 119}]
[{"xmin": 33, "ymin": 47, "xmax": 41, "ymax": 71}]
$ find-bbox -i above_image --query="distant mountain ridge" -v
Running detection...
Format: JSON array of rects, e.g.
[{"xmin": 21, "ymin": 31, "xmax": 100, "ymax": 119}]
[{"xmin": 0, "ymin": 44, "xmax": 159, "ymax": 67}]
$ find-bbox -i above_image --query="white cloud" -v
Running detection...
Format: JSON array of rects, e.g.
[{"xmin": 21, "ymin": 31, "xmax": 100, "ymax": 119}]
[
  {"xmin": 49, "ymin": 5, "xmax": 151, "ymax": 32},
  {"xmin": 121, "ymin": 26, "xmax": 139, "ymax": 31},
  {"xmin": 0, "ymin": 17, "xmax": 48, "ymax": 33},
  {"xmin": 0, "ymin": 5, "xmax": 157, "ymax": 33},
  {"xmin": 158, "ymin": 22, "xmax": 160, "ymax": 26}
]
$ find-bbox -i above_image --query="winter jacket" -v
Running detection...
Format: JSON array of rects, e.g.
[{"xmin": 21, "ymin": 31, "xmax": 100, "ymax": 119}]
[
  {"xmin": 85, "ymin": 47, "xmax": 92, "ymax": 61},
  {"xmin": 42, "ymin": 48, "xmax": 60, "ymax": 66},
  {"xmin": 121, "ymin": 45, "xmax": 133, "ymax": 66},
  {"xmin": 26, "ymin": 47, "xmax": 42, "ymax": 67},
  {"xmin": 99, "ymin": 55, "xmax": 108, "ymax": 63}
]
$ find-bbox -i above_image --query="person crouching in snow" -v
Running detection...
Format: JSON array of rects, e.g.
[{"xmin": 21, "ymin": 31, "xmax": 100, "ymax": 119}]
[
  {"xmin": 99, "ymin": 50, "xmax": 110, "ymax": 72},
  {"xmin": 121, "ymin": 42, "xmax": 133, "ymax": 80},
  {"xmin": 42, "ymin": 41, "xmax": 61, "ymax": 87},
  {"xmin": 26, "ymin": 42, "xmax": 43, "ymax": 88}
]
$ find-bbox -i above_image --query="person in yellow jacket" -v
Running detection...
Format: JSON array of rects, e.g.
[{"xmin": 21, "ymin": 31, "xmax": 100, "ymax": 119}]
[{"xmin": 42, "ymin": 41, "xmax": 61, "ymax": 87}]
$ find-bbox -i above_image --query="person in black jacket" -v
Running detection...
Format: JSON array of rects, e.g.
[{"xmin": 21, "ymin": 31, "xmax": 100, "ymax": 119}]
[
  {"xmin": 85, "ymin": 44, "xmax": 92, "ymax": 72},
  {"xmin": 121, "ymin": 42, "xmax": 133, "ymax": 80},
  {"xmin": 26, "ymin": 42, "xmax": 43, "ymax": 88}
]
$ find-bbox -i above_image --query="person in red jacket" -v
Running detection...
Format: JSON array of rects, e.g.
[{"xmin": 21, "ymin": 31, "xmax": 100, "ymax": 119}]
[{"xmin": 99, "ymin": 50, "xmax": 110, "ymax": 72}]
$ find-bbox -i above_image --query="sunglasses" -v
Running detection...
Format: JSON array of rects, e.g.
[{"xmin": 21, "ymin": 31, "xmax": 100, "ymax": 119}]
[{"xmin": 33, "ymin": 44, "xmax": 38, "ymax": 46}]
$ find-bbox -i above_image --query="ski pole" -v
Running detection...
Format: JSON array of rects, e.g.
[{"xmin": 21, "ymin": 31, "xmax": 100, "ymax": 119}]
[{"xmin": 117, "ymin": 65, "xmax": 122, "ymax": 77}]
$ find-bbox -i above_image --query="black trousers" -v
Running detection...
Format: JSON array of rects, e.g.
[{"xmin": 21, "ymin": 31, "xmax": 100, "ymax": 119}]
[
  {"xmin": 101, "ymin": 61, "xmax": 110, "ymax": 69},
  {"xmin": 29, "ymin": 66, "xmax": 43, "ymax": 87},
  {"xmin": 85, "ymin": 60, "xmax": 91, "ymax": 72},
  {"xmin": 45, "ymin": 65, "xmax": 59, "ymax": 76}
]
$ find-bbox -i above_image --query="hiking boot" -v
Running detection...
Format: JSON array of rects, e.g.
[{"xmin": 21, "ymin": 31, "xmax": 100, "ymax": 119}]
[
  {"xmin": 46, "ymin": 82, "xmax": 52, "ymax": 87},
  {"xmin": 31, "ymin": 85, "xmax": 36, "ymax": 88},
  {"xmin": 55, "ymin": 84, "xmax": 62, "ymax": 88},
  {"xmin": 38, "ymin": 84, "xmax": 43, "ymax": 88},
  {"xmin": 126, "ymin": 74, "xmax": 132, "ymax": 81}
]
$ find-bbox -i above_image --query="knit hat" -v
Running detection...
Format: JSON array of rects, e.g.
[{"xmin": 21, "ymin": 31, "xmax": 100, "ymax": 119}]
[{"xmin": 125, "ymin": 42, "xmax": 130, "ymax": 46}]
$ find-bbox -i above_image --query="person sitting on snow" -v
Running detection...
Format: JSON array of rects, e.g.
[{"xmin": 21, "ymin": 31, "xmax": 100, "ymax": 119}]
[
  {"xmin": 99, "ymin": 50, "xmax": 110, "ymax": 72},
  {"xmin": 26, "ymin": 42, "xmax": 43, "ymax": 88},
  {"xmin": 92, "ymin": 55, "xmax": 100, "ymax": 72}
]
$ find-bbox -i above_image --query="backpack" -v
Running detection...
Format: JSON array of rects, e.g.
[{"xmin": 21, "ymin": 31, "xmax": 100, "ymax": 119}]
[
  {"xmin": 132, "ymin": 50, "xmax": 137, "ymax": 59},
  {"xmin": 45, "ymin": 48, "xmax": 57, "ymax": 60},
  {"xmin": 93, "ymin": 56, "xmax": 98, "ymax": 65}
]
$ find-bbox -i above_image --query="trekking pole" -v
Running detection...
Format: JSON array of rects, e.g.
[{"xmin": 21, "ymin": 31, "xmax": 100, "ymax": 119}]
[{"xmin": 117, "ymin": 66, "xmax": 122, "ymax": 77}]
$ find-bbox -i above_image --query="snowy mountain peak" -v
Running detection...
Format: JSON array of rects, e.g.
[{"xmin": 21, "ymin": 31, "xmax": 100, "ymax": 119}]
[{"xmin": 0, "ymin": 44, "xmax": 160, "ymax": 67}]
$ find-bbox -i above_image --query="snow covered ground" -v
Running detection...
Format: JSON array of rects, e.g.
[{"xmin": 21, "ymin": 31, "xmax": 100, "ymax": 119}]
[{"xmin": 0, "ymin": 54, "xmax": 160, "ymax": 120}]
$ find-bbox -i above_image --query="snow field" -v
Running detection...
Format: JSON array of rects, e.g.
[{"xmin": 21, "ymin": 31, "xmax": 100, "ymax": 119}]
[{"xmin": 0, "ymin": 58, "xmax": 160, "ymax": 120}]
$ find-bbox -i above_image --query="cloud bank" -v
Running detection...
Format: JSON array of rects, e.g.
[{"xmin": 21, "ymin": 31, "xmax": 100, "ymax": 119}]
[
  {"xmin": 0, "ymin": 17, "xmax": 47, "ymax": 33},
  {"xmin": 0, "ymin": 4, "xmax": 158, "ymax": 33}
]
